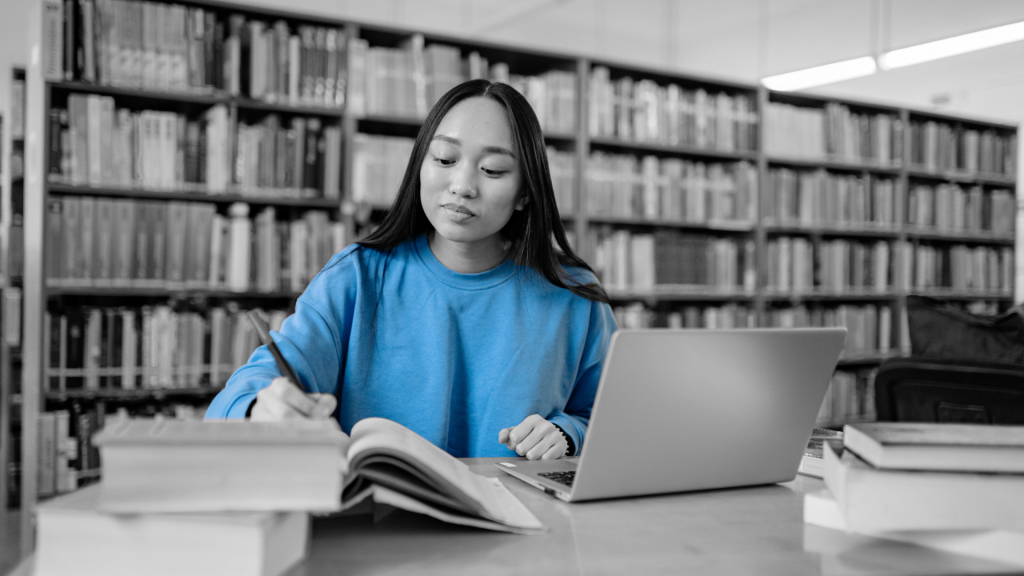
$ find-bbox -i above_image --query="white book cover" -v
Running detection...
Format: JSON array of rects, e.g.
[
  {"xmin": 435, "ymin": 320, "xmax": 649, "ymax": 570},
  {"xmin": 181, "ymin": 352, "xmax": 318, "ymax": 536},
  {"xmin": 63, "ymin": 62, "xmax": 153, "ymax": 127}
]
[
  {"xmin": 805, "ymin": 489, "xmax": 1024, "ymax": 568},
  {"xmin": 35, "ymin": 485, "xmax": 308, "ymax": 576},
  {"xmin": 824, "ymin": 441, "xmax": 1024, "ymax": 533}
]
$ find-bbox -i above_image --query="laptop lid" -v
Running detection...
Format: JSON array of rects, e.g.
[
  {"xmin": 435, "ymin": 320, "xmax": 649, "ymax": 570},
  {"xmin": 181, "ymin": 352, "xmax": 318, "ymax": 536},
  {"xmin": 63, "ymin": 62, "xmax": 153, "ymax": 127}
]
[{"xmin": 566, "ymin": 327, "xmax": 846, "ymax": 502}]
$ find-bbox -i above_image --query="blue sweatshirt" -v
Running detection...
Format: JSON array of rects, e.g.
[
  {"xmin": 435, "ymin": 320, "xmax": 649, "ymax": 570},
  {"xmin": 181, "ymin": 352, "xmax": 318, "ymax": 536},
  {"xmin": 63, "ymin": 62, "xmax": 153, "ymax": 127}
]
[{"xmin": 205, "ymin": 234, "xmax": 617, "ymax": 457}]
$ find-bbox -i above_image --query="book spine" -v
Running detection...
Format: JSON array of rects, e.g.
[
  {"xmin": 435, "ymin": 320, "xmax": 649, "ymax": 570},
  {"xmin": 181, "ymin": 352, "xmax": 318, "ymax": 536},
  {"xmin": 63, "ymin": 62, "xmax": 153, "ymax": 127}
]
[
  {"xmin": 43, "ymin": 0, "xmax": 65, "ymax": 80},
  {"xmin": 84, "ymin": 308, "xmax": 102, "ymax": 390},
  {"xmin": 38, "ymin": 412, "xmax": 57, "ymax": 497},
  {"xmin": 121, "ymin": 309, "xmax": 137, "ymax": 390}
]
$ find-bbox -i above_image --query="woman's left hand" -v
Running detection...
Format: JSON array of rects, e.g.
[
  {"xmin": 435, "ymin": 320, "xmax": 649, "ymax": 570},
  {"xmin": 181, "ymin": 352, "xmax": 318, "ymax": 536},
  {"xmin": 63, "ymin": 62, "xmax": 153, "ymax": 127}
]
[{"xmin": 498, "ymin": 414, "xmax": 568, "ymax": 460}]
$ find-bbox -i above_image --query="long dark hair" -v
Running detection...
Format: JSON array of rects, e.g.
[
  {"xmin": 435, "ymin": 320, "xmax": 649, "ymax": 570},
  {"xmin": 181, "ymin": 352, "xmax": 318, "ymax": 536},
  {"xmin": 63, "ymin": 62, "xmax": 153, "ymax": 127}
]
[{"xmin": 358, "ymin": 79, "xmax": 608, "ymax": 303}]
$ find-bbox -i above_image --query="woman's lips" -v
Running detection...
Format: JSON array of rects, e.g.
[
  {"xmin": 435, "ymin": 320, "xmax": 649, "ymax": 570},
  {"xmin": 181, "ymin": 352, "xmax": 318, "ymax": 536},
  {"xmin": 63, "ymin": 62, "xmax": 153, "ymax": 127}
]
[{"xmin": 441, "ymin": 203, "xmax": 475, "ymax": 220}]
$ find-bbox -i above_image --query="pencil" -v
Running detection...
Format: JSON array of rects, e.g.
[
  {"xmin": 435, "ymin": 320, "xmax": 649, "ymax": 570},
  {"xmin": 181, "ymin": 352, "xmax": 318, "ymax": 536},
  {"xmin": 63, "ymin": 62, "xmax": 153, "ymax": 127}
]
[{"xmin": 247, "ymin": 310, "xmax": 307, "ymax": 394}]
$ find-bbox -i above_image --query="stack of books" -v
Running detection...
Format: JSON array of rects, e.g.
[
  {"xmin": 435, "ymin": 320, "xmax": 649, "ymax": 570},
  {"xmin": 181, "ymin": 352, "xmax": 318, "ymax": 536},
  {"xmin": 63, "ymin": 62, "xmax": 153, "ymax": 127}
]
[
  {"xmin": 34, "ymin": 417, "xmax": 544, "ymax": 575},
  {"xmin": 805, "ymin": 422, "xmax": 1024, "ymax": 567}
]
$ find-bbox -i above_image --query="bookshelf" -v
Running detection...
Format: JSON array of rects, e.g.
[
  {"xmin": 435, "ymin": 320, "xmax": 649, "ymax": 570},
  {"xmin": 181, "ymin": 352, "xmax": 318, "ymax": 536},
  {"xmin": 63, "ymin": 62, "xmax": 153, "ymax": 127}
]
[{"xmin": 13, "ymin": 0, "xmax": 1020, "ymax": 554}]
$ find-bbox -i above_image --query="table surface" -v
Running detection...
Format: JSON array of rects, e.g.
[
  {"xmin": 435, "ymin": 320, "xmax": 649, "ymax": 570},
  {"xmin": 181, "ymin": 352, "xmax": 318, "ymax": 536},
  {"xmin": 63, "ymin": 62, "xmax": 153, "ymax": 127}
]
[{"xmin": 8, "ymin": 457, "xmax": 1024, "ymax": 576}]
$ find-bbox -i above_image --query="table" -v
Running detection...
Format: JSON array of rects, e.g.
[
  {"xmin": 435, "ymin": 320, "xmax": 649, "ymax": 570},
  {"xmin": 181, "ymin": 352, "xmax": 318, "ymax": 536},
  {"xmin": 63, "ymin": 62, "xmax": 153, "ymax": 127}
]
[
  {"xmin": 287, "ymin": 458, "xmax": 1023, "ymax": 576},
  {"xmin": 8, "ymin": 458, "xmax": 1024, "ymax": 576}
]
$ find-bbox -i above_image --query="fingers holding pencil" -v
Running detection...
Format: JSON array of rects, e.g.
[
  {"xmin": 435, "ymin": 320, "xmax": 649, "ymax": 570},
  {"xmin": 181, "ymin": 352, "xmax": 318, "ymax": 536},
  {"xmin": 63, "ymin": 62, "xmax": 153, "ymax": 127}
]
[
  {"xmin": 251, "ymin": 378, "xmax": 337, "ymax": 421},
  {"xmin": 246, "ymin": 311, "xmax": 337, "ymax": 422}
]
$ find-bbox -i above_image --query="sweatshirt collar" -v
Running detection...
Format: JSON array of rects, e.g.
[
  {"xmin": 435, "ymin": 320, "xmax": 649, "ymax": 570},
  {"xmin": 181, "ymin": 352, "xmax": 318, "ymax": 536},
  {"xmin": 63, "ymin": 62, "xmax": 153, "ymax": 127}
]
[{"xmin": 413, "ymin": 234, "xmax": 517, "ymax": 290}]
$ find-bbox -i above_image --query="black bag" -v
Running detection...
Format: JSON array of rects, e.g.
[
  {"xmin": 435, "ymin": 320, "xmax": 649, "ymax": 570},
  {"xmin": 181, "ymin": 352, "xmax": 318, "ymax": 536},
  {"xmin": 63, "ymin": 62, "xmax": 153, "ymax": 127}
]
[{"xmin": 906, "ymin": 296, "xmax": 1024, "ymax": 364}]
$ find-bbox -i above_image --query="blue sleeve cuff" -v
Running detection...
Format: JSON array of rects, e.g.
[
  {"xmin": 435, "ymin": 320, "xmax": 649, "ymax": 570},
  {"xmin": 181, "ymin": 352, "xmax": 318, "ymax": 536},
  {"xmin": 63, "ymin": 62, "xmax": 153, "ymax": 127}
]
[{"xmin": 548, "ymin": 412, "xmax": 586, "ymax": 456}]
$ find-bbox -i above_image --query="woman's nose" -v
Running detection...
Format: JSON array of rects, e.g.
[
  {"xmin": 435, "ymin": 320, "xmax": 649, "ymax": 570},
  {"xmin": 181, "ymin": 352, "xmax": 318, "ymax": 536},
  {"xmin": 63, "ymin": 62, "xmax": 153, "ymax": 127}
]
[{"xmin": 449, "ymin": 164, "xmax": 478, "ymax": 198}]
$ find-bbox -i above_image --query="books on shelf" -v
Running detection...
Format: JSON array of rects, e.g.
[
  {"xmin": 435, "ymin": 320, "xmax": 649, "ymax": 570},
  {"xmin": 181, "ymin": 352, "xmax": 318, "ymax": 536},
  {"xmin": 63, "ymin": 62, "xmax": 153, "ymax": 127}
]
[
  {"xmin": 51, "ymin": 98, "xmax": 341, "ymax": 198},
  {"xmin": 349, "ymin": 134, "xmax": 415, "ymax": 210},
  {"xmin": 590, "ymin": 227, "xmax": 755, "ymax": 292},
  {"xmin": 612, "ymin": 302, "xmax": 755, "ymax": 330},
  {"xmin": 45, "ymin": 305, "xmax": 286, "ymax": 392},
  {"xmin": 909, "ymin": 119, "xmax": 1017, "ymax": 177},
  {"xmin": 586, "ymin": 154, "xmax": 757, "ymax": 224},
  {"xmin": 844, "ymin": 422, "xmax": 1024, "ymax": 473},
  {"xmin": 767, "ymin": 304, "xmax": 893, "ymax": 359},
  {"xmin": 764, "ymin": 168, "xmax": 901, "ymax": 229},
  {"xmin": 36, "ymin": 403, "xmax": 109, "ymax": 496},
  {"xmin": 347, "ymin": 33, "xmax": 575, "ymax": 134},
  {"xmin": 588, "ymin": 66, "xmax": 757, "ymax": 152},
  {"xmin": 902, "ymin": 241, "xmax": 1013, "ymax": 294},
  {"xmin": 11, "ymin": 77, "xmax": 26, "ymax": 139},
  {"xmin": 35, "ymin": 484, "xmax": 309, "ymax": 576},
  {"xmin": 907, "ymin": 183, "xmax": 1014, "ymax": 237},
  {"xmin": 233, "ymin": 116, "xmax": 341, "ymax": 197},
  {"xmin": 45, "ymin": 198, "xmax": 344, "ymax": 292},
  {"xmin": 242, "ymin": 20, "xmax": 348, "ymax": 107},
  {"xmin": 822, "ymin": 440, "xmax": 1024, "ymax": 532},
  {"xmin": 44, "ymin": 0, "xmax": 348, "ymax": 109},
  {"xmin": 765, "ymin": 101, "xmax": 903, "ymax": 165},
  {"xmin": 548, "ymin": 147, "xmax": 575, "ymax": 216},
  {"xmin": 804, "ymin": 489, "xmax": 1024, "ymax": 568},
  {"xmin": 815, "ymin": 369, "xmax": 878, "ymax": 428},
  {"xmin": 94, "ymin": 417, "xmax": 544, "ymax": 534},
  {"xmin": 3, "ymin": 288, "xmax": 22, "ymax": 348},
  {"xmin": 765, "ymin": 237, "xmax": 891, "ymax": 293},
  {"xmin": 37, "ymin": 410, "xmax": 77, "ymax": 497}
]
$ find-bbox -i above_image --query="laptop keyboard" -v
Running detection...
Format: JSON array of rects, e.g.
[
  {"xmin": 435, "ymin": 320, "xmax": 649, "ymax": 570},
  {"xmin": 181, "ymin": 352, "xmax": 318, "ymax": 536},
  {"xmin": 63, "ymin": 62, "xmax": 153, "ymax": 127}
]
[{"xmin": 538, "ymin": 471, "xmax": 576, "ymax": 487}]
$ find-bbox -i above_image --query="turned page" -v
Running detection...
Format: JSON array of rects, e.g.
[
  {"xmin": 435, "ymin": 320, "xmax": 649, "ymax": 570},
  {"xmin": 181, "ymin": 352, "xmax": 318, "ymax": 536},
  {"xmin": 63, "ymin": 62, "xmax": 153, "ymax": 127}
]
[{"xmin": 347, "ymin": 418, "xmax": 519, "ymax": 522}]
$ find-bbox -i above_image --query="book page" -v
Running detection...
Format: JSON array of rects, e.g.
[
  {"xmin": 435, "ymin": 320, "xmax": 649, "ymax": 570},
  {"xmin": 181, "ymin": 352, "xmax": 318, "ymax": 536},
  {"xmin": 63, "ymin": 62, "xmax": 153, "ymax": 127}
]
[
  {"xmin": 347, "ymin": 418, "xmax": 522, "ymax": 524},
  {"xmin": 369, "ymin": 482, "xmax": 545, "ymax": 534}
]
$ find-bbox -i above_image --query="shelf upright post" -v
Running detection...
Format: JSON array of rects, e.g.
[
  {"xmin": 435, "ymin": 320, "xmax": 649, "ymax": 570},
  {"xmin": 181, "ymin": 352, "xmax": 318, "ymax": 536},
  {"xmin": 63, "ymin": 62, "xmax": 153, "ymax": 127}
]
[
  {"xmin": 20, "ymin": 0, "xmax": 48, "ymax": 557},
  {"xmin": 574, "ymin": 58, "xmax": 590, "ymax": 264},
  {"xmin": 340, "ymin": 22, "xmax": 360, "ymax": 246},
  {"xmin": 754, "ymin": 87, "xmax": 770, "ymax": 326},
  {"xmin": 895, "ymin": 108, "xmax": 912, "ymax": 355},
  {"xmin": 0, "ymin": 68, "xmax": 13, "ymax": 518},
  {"xmin": 1015, "ymin": 122, "xmax": 1024, "ymax": 305}
]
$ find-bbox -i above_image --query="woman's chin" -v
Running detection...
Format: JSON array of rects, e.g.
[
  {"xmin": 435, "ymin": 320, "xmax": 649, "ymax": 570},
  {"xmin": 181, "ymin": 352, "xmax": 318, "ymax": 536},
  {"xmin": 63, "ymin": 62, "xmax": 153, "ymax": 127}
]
[{"xmin": 430, "ymin": 224, "xmax": 501, "ymax": 247}]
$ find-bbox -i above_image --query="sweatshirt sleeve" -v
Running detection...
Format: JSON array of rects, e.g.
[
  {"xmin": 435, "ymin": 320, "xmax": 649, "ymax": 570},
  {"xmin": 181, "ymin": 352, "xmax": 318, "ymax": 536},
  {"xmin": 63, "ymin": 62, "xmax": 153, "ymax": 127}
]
[
  {"xmin": 547, "ymin": 299, "xmax": 617, "ymax": 455},
  {"xmin": 205, "ymin": 249, "xmax": 360, "ymax": 419}
]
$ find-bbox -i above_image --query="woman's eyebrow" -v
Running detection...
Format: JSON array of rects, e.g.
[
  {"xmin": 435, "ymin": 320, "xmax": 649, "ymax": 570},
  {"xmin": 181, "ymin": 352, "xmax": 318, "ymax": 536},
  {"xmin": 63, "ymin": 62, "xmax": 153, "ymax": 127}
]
[{"xmin": 431, "ymin": 135, "xmax": 516, "ymax": 159}]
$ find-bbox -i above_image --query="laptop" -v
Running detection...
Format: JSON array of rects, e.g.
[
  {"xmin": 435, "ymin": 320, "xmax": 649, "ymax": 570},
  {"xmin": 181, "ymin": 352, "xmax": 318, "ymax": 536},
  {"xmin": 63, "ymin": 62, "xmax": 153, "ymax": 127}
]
[{"xmin": 495, "ymin": 328, "xmax": 847, "ymax": 502}]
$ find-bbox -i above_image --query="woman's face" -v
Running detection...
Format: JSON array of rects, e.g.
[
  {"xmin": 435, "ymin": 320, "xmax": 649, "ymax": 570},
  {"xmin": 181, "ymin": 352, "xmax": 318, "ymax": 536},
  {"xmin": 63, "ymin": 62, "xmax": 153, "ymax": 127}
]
[{"xmin": 420, "ymin": 97, "xmax": 526, "ymax": 252}]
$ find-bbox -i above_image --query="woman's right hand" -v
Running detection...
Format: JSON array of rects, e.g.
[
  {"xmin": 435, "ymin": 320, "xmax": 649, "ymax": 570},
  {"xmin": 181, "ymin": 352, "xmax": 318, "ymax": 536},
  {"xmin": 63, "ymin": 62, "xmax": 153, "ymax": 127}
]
[{"xmin": 250, "ymin": 377, "xmax": 337, "ymax": 421}]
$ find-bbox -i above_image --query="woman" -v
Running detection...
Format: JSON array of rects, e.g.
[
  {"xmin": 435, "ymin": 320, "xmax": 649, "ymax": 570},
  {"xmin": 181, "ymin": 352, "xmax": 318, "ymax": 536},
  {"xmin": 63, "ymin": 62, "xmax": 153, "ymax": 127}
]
[{"xmin": 206, "ymin": 79, "xmax": 616, "ymax": 460}]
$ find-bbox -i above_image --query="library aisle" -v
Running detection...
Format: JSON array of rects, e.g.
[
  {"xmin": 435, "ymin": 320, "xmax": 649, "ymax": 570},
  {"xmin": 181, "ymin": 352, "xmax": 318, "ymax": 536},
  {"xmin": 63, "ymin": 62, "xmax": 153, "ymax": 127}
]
[{"xmin": 0, "ymin": 0, "xmax": 1021, "ymax": 571}]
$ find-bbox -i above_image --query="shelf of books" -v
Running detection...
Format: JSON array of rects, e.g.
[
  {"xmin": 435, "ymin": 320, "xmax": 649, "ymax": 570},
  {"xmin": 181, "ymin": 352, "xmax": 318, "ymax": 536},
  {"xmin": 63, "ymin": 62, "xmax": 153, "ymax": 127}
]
[
  {"xmin": 763, "ymin": 92, "xmax": 1019, "ymax": 428},
  {"xmin": 13, "ymin": 0, "xmax": 1019, "ymax": 541},
  {"xmin": 582, "ymin": 59, "xmax": 761, "ymax": 334},
  {"xmin": 341, "ymin": 23, "xmax": 582, "ymax": 243},
  {"xmin": 17, "ymin": 0, "xmax": 362, "ymax": 531}
]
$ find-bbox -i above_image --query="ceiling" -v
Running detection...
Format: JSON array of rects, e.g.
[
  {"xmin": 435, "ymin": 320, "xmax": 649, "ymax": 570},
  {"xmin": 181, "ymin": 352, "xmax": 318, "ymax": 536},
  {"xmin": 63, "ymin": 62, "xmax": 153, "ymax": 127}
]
[{"xmin": 245, "ymin": 0, "xmax": 1024, "ymax": 124}]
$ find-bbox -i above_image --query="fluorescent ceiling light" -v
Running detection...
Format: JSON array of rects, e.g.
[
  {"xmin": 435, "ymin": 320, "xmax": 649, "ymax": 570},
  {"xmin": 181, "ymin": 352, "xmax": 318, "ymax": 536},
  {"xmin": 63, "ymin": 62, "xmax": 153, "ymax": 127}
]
[
  {"xmin": 761, "ymin": 56, "xmax": 877, "ymax": 92},
  {"xmin": 879, "ymin": 20, "xmax": 1024, "ymax": 70}
]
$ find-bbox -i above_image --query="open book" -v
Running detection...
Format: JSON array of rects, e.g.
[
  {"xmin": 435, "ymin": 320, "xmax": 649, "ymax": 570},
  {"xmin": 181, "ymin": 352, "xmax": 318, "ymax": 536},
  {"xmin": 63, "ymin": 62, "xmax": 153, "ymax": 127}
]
[{"xmin": 93, "ymin": 417, "xmax": 544, "ymax": 534}]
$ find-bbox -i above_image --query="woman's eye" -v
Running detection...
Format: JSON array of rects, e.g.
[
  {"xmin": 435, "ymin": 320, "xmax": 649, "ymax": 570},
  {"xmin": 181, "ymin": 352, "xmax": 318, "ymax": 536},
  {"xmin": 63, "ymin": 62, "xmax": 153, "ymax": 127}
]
[
  {"xmin": 482, "ymin": 167, "xmax": 507, "ymax": 177},
  {"xmin": 433, "ymin": 156, "xmax": 455, "ymax": 166}
]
